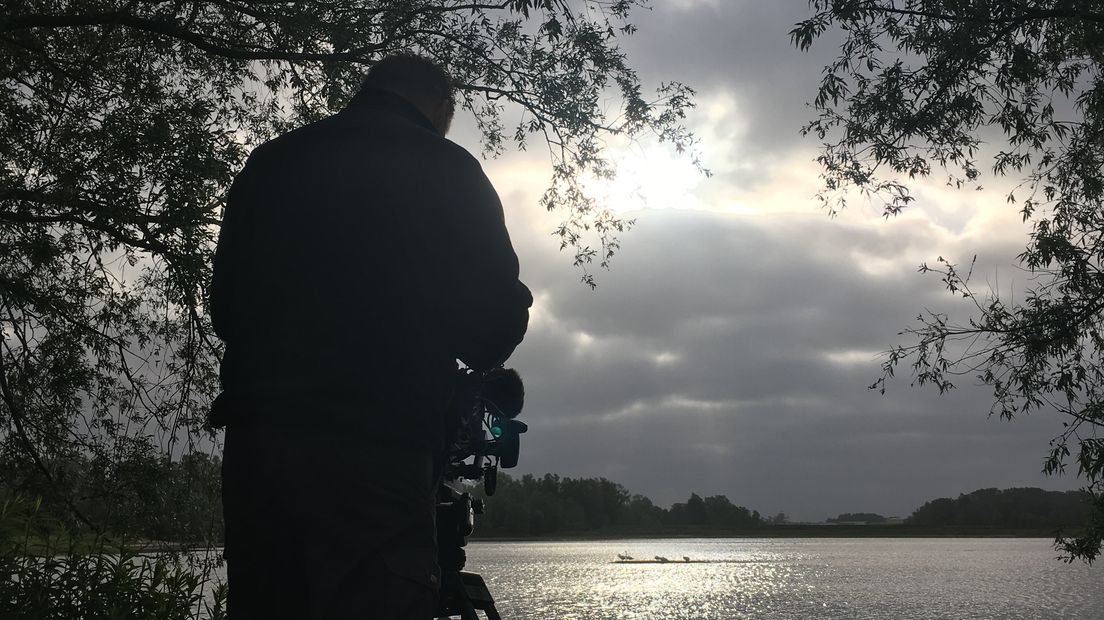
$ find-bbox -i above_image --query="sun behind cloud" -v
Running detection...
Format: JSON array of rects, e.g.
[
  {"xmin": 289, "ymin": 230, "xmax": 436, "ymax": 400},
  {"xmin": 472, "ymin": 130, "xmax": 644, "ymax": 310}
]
[{"xmin": 583, "ymin": 144, "xmax": 706, "ymax": 214}]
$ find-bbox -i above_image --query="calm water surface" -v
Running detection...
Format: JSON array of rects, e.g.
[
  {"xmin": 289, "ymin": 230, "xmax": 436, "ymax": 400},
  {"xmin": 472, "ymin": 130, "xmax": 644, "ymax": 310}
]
[{"xmin": 461, "ymin": 538, "xmax": 1103, "ymax": 619}]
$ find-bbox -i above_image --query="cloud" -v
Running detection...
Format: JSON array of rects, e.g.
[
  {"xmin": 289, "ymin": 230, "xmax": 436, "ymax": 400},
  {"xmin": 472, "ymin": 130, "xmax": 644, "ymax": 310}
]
[
  {"xmin": 619, "ymin": 1, "xmax": 833, "ymax": 159},
  {"xmin": 440, "ymin": 3, "xmax": 1078, "ymax": 522},
  {"xmin": 497, "ymin": 206, "xmax": 1078, "ymax": 521}
]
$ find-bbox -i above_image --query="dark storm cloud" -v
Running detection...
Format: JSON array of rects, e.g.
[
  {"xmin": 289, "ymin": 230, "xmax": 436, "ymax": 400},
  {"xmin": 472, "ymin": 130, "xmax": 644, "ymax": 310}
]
[
  {"xmin": 618, "ymin": 1, "xmax": 833, "ymax": 161},
  {"xmin": 501, "ymin": 208, "xmax": 1077, "ymax": 521},
  {"xmin": 445, "ymin": 3, "xmax": 1081, "ymax": 522},
  {"xmin": 615, "ymin": 1, "xmax": 1042, "ymax": 193}
]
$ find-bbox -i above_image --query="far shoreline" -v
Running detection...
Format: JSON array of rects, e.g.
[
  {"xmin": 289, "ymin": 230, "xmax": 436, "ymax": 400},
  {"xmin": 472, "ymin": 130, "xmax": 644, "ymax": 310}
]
[
  {"xmin": 469, "ymin": 524, "xmax": 1076, "ymax": 542},
  {"xmin": 111, "ymin": 525, "xmax": 1078, "ymax": 553}
]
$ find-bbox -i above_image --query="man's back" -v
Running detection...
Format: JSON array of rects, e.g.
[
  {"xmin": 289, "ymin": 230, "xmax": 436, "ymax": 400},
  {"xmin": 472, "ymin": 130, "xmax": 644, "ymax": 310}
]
[
  {"xmin": 211, "ymin": 88, "xmax": 531, "ymax": 446},
  {"xmin": 212, "ymin": 57, "xmax": 532, "ymax": 618}
]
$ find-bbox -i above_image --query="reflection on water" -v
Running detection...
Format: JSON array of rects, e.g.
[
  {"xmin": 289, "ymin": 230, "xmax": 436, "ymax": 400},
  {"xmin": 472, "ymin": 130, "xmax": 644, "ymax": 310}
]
[{"xmin": 463, "ymin": 538, "xmax": 1103, "ymax": 619}]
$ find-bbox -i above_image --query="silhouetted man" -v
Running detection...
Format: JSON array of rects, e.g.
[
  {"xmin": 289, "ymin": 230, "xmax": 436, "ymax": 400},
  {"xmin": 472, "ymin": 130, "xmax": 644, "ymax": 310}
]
[{"xmin": 210, "ymin": 54, "xmax": 532, "ymax": 619}]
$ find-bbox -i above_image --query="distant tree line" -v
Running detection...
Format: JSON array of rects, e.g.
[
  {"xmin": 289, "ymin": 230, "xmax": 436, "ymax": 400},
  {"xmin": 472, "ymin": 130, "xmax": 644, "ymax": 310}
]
[
  {"xmin": 827, "ymin": 513, "xmax": 887, "ymax": 524},
  {"xmin": 471, "ymin": 473, "xmax": 764, "ymax": 537},
  {"xmin": 906, "ymin": 488, "xmax": 1091, "ymax": 530},
  {"xmin": 5, "ymin": 456, "xmax": 1094, "ymax": 544},
  {"xmin": 2, "ymin": 449, "xmax": 223, "ymax": 545}
]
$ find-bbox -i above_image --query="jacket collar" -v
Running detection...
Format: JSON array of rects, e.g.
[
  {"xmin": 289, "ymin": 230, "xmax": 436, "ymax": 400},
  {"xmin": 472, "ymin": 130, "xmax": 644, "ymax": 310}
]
[{"xmin": 346, "ymin": 87, "xmax": 440, "ymax": 135}]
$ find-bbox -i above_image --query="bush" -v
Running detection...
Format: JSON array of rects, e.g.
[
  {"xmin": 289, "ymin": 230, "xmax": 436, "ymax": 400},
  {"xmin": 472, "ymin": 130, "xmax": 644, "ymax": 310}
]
[{"xmin": 0, "ymin": 496, "xmax": 226, "ymax": 620}]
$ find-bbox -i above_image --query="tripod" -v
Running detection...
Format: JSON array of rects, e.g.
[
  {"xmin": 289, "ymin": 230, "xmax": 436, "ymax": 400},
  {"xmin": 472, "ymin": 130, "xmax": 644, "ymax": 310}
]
[{"xmin": 434, "ymin": 483, "xmax": 502, "ymax": 620}]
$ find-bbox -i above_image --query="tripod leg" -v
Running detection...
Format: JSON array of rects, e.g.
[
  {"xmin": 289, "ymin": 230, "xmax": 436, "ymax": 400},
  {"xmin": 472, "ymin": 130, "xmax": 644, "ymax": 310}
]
[
  {"xmin": 458, "ymin": 596, "xmax": 479, "ymax": 620},
  {"xmin": 437, "ymin": 569, "xmax": 482, "ymax": 620}
]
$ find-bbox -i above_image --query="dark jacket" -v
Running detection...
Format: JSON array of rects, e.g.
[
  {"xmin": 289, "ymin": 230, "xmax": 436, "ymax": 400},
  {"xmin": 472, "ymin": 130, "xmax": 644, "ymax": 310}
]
[{"xmin": 209, "ymin": 88, "xmax": 532, "ymax": 449}]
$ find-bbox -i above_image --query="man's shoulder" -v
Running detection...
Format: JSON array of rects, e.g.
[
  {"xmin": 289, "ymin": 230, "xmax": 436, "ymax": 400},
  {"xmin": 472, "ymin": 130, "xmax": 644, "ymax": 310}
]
[
  {"xmin": 247, "ymin": 114, "xmax": 349, "ymax": 158},
  {"xmin": 437, "ymin": 138, "xmax": 483, "ymax": 171},
  {"xmin": 253, "ymin": 110, "xmax": 470, "ymax": 156},
  {"xmin": 240, "ymin": 111, "xmax": 488, "ymax": 190}
]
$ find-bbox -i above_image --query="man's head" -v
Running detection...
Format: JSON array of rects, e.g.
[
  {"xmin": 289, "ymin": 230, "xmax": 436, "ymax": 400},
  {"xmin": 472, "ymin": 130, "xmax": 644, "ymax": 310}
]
[{"xmin": 360, "ymin": 53, "xmax": 456, "ymax": 136}]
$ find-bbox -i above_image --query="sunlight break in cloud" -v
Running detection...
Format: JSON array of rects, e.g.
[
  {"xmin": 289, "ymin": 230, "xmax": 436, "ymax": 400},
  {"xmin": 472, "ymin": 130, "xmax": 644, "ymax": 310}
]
[
  {"xmin": 582, "ymin": 144, "xmax": 705, "ymax": 214},
  {"xmin": 822, "ymin": 349, "xmax": 882, "ymax": 367}
]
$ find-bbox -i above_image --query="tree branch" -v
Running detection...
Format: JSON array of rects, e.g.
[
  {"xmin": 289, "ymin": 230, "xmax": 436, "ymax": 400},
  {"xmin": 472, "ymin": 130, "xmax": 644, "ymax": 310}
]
[
  {"xmin": 0, "ymin": 307, "xmax": 98, "ymax": 531},
  {"xmin": 2, "ymin": 12, "xmax": 388, "ymax": 63},
  {"xmin": 866, "ymin": 4, "xmax": 1104, "ymax": 25}
]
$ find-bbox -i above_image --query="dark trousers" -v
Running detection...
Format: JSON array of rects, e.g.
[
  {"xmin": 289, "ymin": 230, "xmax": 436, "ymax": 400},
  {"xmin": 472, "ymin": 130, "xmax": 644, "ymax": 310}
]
[{"xmin": 222, "ymin": 422, "xmax": 439, "ymax": 619}]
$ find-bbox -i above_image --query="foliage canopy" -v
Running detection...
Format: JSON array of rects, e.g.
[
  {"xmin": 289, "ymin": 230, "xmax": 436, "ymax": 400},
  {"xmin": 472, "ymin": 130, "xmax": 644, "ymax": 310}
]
[
  {"xmin": 793, "ymin": 0, "xmax": 1104, "ymax": 562},
  {"xmin": 0, "ymin": 0, "xmax": 695, "ymax": 538}
]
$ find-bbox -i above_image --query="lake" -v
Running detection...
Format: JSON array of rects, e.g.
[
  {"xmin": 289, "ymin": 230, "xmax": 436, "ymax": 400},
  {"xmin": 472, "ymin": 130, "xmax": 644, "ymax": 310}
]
[{"xmin": 459, "ymin": 538, "xmax": 1103, "ymax": 619}]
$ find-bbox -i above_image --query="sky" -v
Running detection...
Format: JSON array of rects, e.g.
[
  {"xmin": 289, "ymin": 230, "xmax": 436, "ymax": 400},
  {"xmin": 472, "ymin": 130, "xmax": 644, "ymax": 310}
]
[{"xmin": 448, "ymin": 1, "xmax": 1082, "ymax": 522}]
